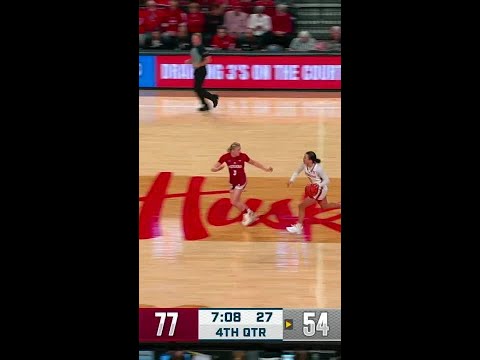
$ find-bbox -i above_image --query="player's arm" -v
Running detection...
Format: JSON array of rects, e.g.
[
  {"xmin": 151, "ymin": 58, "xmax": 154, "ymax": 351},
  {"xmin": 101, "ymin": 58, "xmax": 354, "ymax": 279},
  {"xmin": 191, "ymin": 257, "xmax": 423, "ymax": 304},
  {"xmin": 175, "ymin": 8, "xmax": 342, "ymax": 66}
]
[
  {"xmin": 316, "ymin": 166, "xmax": 330, "ymax": 187},
  {"xmin": 287, "ymin": 164, "xmax": 304, "ymax": 187},
  {"xmin": 247, "ymin": 159, "xmax": 273, "ymax": 172},
  {"xmin": 184, "ymin": 58, "xmax": 192, "ymax": 64},
  {"xmin": 211, "ymin": 161, "xmax": 225, "ymax": 172}
]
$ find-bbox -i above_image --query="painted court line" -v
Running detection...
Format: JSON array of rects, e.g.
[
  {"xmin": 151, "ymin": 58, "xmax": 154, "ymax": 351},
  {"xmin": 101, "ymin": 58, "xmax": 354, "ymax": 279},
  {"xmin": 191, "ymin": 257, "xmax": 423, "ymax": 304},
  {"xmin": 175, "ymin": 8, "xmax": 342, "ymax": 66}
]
[{"xmin": 139, "ymin": 104, "xmax": 340, "ymax": 110}]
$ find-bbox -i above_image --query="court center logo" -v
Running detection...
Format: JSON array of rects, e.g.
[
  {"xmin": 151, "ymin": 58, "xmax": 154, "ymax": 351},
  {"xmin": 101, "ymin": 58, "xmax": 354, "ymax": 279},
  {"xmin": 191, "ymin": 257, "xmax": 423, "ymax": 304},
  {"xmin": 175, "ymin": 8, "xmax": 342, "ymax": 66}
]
[{"xmin": 139, "ymin": 172, "xmax": 341, "ymax": 241}]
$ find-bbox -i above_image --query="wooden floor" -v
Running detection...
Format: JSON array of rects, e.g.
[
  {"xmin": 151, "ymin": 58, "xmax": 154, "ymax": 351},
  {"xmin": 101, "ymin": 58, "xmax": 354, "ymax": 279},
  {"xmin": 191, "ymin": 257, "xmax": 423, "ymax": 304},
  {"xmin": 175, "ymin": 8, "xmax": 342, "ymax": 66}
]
[{"xmin": 139, "ymin": 91, "xmax": 341, "ymax": 309}]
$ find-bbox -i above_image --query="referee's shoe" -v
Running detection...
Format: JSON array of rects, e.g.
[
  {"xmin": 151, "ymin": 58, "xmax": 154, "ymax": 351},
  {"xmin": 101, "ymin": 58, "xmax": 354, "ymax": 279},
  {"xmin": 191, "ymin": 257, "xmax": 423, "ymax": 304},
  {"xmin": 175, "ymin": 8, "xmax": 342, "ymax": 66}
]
[{"xmin": 212, "ymin": 95, "xmax": 219, "ymax": 108}]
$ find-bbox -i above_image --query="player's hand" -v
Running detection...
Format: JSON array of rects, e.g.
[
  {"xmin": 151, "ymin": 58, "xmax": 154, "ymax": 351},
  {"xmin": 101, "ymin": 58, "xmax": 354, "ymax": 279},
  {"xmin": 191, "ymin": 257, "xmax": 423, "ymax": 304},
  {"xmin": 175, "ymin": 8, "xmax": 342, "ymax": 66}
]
[
  {"xmin": 184, "ymin": 59, "xmax": 190, "ymax": 64},
  {"xmin": 287, "ymin": 181, "xmax": 293, "ymax": 187},
  {"xmin": 266, "ymin": 166, "xmax": 273, "ymax": 172}
]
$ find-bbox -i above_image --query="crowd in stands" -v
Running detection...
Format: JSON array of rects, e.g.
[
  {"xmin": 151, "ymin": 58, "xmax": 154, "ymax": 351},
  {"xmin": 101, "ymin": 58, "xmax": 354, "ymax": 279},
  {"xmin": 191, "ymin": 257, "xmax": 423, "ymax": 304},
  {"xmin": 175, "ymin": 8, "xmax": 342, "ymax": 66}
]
[{"xmin": 139, "ymin": 0, "xmax": 341, "ymax": 52}]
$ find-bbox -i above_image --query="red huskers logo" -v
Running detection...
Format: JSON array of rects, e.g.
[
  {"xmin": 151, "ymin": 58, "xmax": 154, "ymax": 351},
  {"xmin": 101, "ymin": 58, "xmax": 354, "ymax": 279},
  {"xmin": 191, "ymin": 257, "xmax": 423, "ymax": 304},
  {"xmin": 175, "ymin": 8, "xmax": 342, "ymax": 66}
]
[{"xmin": 139, "ymin": 172, "xmax": 341, "ymax": 241}]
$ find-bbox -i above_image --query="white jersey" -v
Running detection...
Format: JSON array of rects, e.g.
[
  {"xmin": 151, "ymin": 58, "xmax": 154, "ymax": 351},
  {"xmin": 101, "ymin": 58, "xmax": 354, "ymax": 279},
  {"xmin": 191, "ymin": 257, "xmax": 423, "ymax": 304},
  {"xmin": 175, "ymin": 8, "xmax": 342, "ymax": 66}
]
[{"xmin": 289, "ymin": 163, "xmax": 330, "ymax": 187}]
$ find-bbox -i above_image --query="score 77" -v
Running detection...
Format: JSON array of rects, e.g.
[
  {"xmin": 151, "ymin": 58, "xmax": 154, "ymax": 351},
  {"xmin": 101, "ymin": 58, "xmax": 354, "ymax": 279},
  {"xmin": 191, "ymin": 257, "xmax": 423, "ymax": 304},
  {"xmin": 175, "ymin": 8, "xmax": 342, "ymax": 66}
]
[
  {"xmin": 303, "ymin": 312, "xmax": 329, "ymax": 337},
  {"xmin": 155, "ymin": 312, "xmax": 179, "ymax": 336}
]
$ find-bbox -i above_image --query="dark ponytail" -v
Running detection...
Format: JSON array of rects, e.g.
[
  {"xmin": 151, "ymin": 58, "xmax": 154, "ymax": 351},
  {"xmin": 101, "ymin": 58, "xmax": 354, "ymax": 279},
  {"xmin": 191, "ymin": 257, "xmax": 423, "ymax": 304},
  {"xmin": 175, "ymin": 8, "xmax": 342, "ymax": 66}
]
[{"xmin": 305, "ymin": 151, "xmax": 321, "ymax": 164}]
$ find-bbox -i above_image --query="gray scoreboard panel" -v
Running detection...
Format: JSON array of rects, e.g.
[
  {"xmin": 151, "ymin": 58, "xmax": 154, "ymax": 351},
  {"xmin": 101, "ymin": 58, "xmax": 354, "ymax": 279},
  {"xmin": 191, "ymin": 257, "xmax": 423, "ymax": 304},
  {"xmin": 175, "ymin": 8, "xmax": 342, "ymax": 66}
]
[{"xmin": 283, "ymin": 309, "xmax": 341, "ymax": 341}]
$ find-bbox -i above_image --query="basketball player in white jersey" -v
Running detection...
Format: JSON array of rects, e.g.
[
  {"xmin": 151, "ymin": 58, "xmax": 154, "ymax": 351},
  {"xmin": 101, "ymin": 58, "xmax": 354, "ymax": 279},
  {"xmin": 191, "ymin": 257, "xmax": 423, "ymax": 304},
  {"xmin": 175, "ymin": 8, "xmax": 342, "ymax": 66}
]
[{"xmin": 286, "ymin": 151, "xmax": 341, "ymax": 235}]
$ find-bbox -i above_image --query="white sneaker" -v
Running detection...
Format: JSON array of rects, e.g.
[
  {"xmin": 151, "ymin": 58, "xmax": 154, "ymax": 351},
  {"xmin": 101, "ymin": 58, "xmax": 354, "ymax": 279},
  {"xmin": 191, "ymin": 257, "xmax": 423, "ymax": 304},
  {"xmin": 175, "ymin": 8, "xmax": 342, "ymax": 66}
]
[
  {"xmin": 241, "ymin": 211, "xmax": 257, "ymax": 226},
  {"xmin": 286, "ymin": 223, "xmax": 303, "ymax": 234}
]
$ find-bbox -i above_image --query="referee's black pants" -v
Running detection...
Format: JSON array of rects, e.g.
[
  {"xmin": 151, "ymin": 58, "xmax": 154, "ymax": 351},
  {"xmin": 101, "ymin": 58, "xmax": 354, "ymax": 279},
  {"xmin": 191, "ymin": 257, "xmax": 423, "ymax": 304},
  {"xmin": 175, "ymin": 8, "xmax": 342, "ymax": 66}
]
[{"xmin": 194, "ymin": 66, "xmax": 216, "ymax": 106}]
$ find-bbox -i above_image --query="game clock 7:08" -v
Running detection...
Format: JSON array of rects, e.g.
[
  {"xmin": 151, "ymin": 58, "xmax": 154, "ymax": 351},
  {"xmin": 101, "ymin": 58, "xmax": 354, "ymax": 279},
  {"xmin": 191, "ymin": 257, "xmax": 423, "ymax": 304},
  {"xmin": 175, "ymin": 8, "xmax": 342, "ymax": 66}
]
[
  {"xmin": 211, "ymin": 311, "xmax": 273, "ymax": 323},
  {"xmin": 198, "ymin": 308, "xmax": 283, "ymax": 340}
]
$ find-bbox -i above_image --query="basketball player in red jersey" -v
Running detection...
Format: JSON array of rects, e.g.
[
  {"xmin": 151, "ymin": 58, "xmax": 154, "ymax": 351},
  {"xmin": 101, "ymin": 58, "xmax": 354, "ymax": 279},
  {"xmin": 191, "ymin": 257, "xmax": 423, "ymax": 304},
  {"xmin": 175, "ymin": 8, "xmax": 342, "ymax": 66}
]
[
  {"xmin": 211, "ymin": 142, "xmax": 273, "ymax": 226},
  {"xmin": 286, "ymin": 151, "xmax": 341, "ymax": 235}
]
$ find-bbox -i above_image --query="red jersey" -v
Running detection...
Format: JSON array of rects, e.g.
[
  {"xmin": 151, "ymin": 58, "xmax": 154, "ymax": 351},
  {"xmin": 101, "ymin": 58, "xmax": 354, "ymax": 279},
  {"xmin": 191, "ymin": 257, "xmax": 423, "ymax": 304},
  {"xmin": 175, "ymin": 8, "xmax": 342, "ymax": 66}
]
[
  {"xmin": 212, "ymin": 34, "xmax": 236, "ymax": 49},
  {"xmin": 187, "ymin": 12, "xmax": 206, "ymax": 33},
  {"xmin": 213, "ymin": 0, "xmax": 229, "ymax": 6},
  {"xmin": 139, "ymin": 9, "xmax": 146, "ymax": 34},
  {"xmin": 272, "ymin": 12, "xmax": 293, "ymax": 33},
  {"xmin": 143, "ymin": 9, "xmax": 164, "ymax": 33},
  {"xmin": 162, "ymin": 8, "xmax": 186, "ymax": 33},
  {"xmin": 218, "ymin": 152, "xmax": 250, "ymax": 185}
]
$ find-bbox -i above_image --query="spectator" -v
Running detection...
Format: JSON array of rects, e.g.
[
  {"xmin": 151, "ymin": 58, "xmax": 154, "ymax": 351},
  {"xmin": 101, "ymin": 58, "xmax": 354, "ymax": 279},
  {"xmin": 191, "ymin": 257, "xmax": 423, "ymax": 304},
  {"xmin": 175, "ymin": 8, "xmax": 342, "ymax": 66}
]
[
  {"xmin": 230, "ymin": 0, "xmax": 255, "ymax": 14},
  {"xmin": 141, "ymin": 1, "xmax": 164, "ymax": 48},
  {"xmin": 160, "ymin": 0, "xmax": 187, "ymax": 49},
  {"xmin": 139, "ymin": 7, "xmax": 147, "ymax": 47},
  {"xmin": 178, "ymin": 0, "xmax": 191, "ymax": 10},
  {"xmin": 175, "ymin": 23, "xmax": 192, "ymax": 50},
  {"xmin": 327, "ymin": 25, "xmax": 341, "ymax": 51},
  {"xmin": 212, "ymin": 0, "xmax": 229, "ymax": 14},
  {"xmin": 155, "ymin": 0, "xmax": 170, "ymax": 6},
  {"xmin": 187, "ymin": 2, "xmax": 205, "ymax": 34},
  {"xmin": 289, "ymin": 30, "xmax": 317, "ymax": 51},
  {"xmin": 211, "ymin": 26, "xmax": 237, "ymax": 50},
  {"xmin": 197, "ymin": 0, "xmax": 212, "ymax": 13},
  {"xmin": 255, "ymin": 0, "xmax": 275, "ymax": 17},
  {"xmin": 237, "ymin": 28, "xmax": 261, "ymax": 50},
  {"xmin": 204, "ymin": 4, "xmax": 225, "ymax": 46},
  {"xmin": 271, "ymin": 4, "xmax": 293, "ymax": 48},
  {"xmin": 148, "ymin": 30, "xmax": 165, "ymax": 49},
  {"xmin": 143, "ymin": 1, "xmax": 163, "ymax": 33},
  {"xmin": 316, "ymin": 26, "xmax": 341, "ymax": 51},
  {"xmin": 275, "ymin": 0, "xmax": 294, "ymax": 8},
  {"xmin": 161, "ymin": 0, "xmax": 186, "ymax": 35},
  {"xmin": 275, "ymin": 0, "xmax": 297, "ymax": 30},
  {"xmin": 247, "ymin": 6, "xmax": 272, "ymax": 47},
  {"xmin": 224, "ymin": 5, "xmax": 248, "ymax": 39}
]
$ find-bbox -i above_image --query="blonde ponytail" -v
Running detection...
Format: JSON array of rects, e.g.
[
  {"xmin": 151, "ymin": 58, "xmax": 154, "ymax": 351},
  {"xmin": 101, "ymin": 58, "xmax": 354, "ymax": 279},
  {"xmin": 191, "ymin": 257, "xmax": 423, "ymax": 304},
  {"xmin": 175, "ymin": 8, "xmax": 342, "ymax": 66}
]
[{"xmin": 227, "ymin": 142, "xmax": 241, "ymax": 152}]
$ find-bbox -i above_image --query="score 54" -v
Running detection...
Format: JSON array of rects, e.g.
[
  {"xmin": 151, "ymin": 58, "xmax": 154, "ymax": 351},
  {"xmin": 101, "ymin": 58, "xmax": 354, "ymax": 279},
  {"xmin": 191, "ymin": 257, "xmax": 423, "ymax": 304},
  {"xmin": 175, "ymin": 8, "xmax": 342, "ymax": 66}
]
[{"xmin": 303, "ymin": 311, "xmax": 329, "ymax": 337}]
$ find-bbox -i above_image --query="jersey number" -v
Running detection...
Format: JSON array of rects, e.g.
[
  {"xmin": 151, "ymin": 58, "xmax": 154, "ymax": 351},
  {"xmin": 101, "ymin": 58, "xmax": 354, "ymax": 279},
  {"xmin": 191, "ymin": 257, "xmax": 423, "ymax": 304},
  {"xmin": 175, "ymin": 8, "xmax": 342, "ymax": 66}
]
[{"xmin": 233, "ymin": 170, "xmax": 237, "ymax": 176}]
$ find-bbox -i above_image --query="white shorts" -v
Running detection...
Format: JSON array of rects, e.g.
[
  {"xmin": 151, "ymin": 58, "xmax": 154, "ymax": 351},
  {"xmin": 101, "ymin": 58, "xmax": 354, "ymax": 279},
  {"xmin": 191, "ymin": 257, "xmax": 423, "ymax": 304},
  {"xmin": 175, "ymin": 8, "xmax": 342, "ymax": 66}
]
[{"xmin": 313, "ymin": 185, "xmax": 328, "ymax": 201}]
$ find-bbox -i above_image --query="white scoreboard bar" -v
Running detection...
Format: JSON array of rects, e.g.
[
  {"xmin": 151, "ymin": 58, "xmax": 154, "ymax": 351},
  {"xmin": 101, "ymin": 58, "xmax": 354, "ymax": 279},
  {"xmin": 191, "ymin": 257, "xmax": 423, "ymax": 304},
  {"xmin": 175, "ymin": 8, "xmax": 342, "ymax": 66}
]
[{"xmin": 198, "ymin": 308, "xmax": 283, "ymax": 341}]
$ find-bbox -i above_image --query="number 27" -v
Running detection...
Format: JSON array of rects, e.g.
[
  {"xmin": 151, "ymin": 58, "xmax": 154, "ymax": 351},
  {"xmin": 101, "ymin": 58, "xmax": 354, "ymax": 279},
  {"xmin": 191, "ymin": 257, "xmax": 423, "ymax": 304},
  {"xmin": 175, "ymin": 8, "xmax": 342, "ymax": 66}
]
[{"xmin": 257, "ymin": 312, "xmax": 272, "ymax": 322}]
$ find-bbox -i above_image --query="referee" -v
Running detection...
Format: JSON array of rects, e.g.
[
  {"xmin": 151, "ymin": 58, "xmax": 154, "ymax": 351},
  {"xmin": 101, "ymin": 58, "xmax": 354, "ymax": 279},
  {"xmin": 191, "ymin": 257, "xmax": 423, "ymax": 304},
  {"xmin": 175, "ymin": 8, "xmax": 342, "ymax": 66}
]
[{"xmin": 185, "ymin": 33, "xmax": 219, "ymax": 111}]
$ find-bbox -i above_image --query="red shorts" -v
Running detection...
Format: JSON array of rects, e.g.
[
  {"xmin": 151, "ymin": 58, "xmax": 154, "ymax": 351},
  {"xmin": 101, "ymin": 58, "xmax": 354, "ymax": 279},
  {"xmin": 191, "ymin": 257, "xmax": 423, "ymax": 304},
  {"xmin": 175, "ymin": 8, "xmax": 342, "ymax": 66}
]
[{"xmin": 230, "ymin": 182, "xmax": 247, "ymax": 192}]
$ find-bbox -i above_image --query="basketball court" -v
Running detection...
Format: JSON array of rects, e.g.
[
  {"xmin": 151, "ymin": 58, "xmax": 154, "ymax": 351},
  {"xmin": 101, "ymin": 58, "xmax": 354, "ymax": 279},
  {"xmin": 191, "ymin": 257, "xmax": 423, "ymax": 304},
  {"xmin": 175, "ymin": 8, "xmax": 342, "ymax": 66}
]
[{"xmin": 139, "ymin": 90, "xmax": 341, "ymax": 309}]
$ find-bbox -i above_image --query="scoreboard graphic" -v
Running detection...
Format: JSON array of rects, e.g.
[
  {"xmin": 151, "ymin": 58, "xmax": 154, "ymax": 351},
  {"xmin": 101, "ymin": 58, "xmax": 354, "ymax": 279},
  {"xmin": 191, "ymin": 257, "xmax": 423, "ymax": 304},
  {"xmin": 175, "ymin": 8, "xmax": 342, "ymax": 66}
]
[{"xmin": 139, "ymin": 308, "xmax": 341, "ymax": 342}]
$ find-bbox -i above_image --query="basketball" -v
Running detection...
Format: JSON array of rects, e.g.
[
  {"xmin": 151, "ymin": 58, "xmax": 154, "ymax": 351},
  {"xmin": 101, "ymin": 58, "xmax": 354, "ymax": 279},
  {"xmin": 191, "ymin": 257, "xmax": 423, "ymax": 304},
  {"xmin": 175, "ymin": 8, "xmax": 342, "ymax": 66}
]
[{"xmin": 305, "ymin": 183, "xmax": 321, "ymax": 199}]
